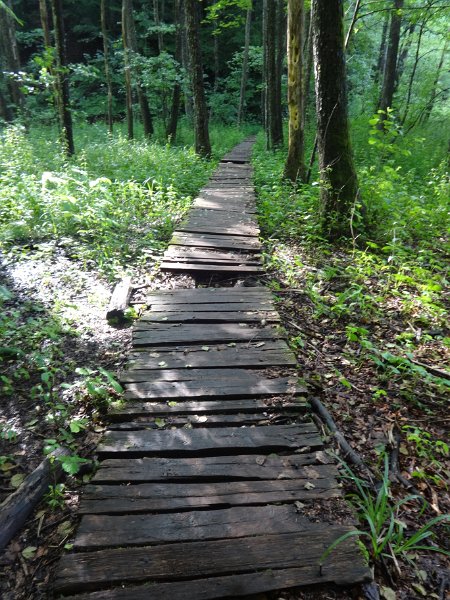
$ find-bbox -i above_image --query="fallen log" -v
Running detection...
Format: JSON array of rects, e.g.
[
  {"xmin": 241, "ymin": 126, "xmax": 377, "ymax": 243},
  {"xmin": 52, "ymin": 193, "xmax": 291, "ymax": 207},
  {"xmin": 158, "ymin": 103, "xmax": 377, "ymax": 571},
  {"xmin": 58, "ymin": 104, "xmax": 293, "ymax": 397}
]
[
  {"xmin": 106, "ymin": 277, "xmax": 132, "ymax": 323},
  {"xmin": 0, "ymin": 447, "xmax": 69, "ymax": 550},
  {"xmin": 309, "ymin": 396, "xmax": 376, "ymax": 482}
]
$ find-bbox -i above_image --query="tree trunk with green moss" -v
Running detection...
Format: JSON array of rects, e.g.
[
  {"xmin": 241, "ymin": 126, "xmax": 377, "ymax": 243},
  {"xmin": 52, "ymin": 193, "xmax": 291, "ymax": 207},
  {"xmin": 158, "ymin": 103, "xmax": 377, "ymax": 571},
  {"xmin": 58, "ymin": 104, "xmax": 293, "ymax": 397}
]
[
  {"xmin": 50, "ymin": 0, "xmax": 75, "ymax": 155},
  {"xmin": 312, "ymin": 0, "xmax": 361, "ymax": 240},
  {"xmin": 185, "ymin": 0, "xmax": 211, "ymax": 157},
  {"xmin": 284, "ymin": 0, "xmax": 306, "ymax": 182}
]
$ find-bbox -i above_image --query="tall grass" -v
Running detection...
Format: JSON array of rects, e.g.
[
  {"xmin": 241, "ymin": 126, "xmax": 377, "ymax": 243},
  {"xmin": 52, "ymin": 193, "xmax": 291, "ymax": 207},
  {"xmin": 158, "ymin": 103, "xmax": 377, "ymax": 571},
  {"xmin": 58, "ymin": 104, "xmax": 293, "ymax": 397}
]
[{"xmin": 0, "ymin": 121, "xmax": 249, "ymax": 278}]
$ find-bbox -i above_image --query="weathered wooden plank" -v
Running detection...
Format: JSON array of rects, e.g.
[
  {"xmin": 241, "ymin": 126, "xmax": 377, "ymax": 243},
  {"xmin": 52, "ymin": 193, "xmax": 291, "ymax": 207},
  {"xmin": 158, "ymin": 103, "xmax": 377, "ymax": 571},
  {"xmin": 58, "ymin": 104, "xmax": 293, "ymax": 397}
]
[
  {"xmin": 56, "ymin": 559, "xmax": 372, "ymax": 600},
  {"xmin": 193, "ymin": 199, "xmax": 256, "ymax": 212},
  {"xmin": 145, "ymin": 301, "xmax": 274, "ymax": 312},
  {"xmin": 177, "ymin": 221, "xmax": 259, "ymax": 236},
  {"xmin": 91, "ymin": 453, "xmax": 334, "ymax": 483},
  {"xmin": 74, "ymin": 505, "xmax": 310, "ymax": 549},
  {"xmin": 162, "ymin": 256, "xmax": 261, "ymax": 266},
  {"xmin": 123, "ymin": 376, "xmax": 298, "ymax": 399},
  {"xmin": 132, "ymin": 323, "xmax": 280, "ymax": 345},
  {"xmin": 108, "ymin": 412, "xmax": 281, "ymax": 429},
  {"xmin": 54, "ymin": 529, "xmax": 369, "ymax": 594},
  {"xmin": 165, "ymin": 247, "xmax": 260, "ymax": 262},
  {"xmin": 129, "ymin": 339, "xmax": 287, "ymax": 354},
  {"xmin": 120, "ymin": 366, "xmax": 296, "ymax": 385},
  {"xmin": 97, "ymin": 423, "xmax": 321, "ymax": 457},
  {"xmin": 144, "ymin": 287, "xmax": 270, "ymax": 301},
  {"xmin": 138, "ymin": 310, "xmax": 279, "ymax": 323},
  {"xmin": 161, "ymin": 262, "xmax": 264, "ymax": 273},
  {"xmin": 127, "ymin": 342, "xmax": 296, "ymax": 370},
  {"xmin": 170, "ymin": 233, "xmax": 261, "ymax": 250},
  {"xmin": 109, "ymin": 398, "xmax": 307, "ymax": 419},
  {"xmin": 79, "ymin": 478, "xmax": 338, "ymax": 514}
]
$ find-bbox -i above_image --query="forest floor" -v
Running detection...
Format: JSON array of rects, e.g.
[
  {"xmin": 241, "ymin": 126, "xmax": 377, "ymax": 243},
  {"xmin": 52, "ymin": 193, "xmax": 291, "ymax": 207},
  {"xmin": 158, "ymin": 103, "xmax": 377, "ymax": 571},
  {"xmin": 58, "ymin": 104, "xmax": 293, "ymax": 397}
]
[{"xmin": 0, "ymin": 237, "xmax": 448, "ymax": 600}]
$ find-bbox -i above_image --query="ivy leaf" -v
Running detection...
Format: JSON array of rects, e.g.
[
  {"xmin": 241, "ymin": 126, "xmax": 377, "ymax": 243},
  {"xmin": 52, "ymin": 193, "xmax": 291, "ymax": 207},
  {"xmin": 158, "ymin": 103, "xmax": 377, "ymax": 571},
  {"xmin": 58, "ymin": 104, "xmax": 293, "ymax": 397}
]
[
  {"xmin": 22, "ymin": 546, "xmax": 37, "ymax": 560},
  {"xmin": 11, "ymin": 473, "xmax": 25, "ymax": 488}
]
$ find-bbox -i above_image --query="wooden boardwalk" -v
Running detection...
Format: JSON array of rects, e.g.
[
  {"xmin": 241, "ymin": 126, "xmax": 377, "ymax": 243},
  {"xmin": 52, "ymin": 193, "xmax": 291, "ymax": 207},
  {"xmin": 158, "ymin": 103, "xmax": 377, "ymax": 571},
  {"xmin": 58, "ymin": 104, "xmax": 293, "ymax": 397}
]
[{"xmin": 53, "ymin": 139, "xmax": 371, "ymax": 598}]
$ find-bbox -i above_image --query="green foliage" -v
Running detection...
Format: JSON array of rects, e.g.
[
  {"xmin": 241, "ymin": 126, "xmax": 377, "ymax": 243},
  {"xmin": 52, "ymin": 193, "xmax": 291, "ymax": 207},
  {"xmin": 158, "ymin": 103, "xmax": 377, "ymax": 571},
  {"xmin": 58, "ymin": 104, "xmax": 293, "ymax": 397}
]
[
  {"xmin": 321, "ymin": 457, "xmax": 450, "ymax": 569},
  {"xmin": 0, "ymin": 123, "xmax": 214, "ymax": 278}
]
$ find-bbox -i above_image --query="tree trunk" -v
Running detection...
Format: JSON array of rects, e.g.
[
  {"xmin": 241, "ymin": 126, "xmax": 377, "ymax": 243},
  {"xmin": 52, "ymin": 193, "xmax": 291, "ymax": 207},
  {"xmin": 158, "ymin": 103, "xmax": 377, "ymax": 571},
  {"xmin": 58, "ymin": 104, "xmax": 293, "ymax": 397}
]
[
  {"xmin": 400, "ymin": 20, "xmax": 425, "ymax": 126},
  {"xmin": 312, "ymin": 0, "xmax": 361, "ymax": 240},
  {"xmin": 122, "ymin": 0, "xmax": 134, "ymax": 139},
  {"xmin": 237, "ymin": 7, "xmax": 252, "ymax": 125},
  {"xmin": 395, "ymin": 22, "xmax": 416, "ymax": 91},
  {"xmin": 274, "ymin": 0, "xmax": 285, "ymax": 146},
  {"xmin": 185, "ymin": 0, "xmax": 211, "ymax": 157},
  {"xmin": 262, "ymin": 0, "xmax": 268, "ymax": 131},
  {"xmin": 344, "ymin": 0, "xmax": 362, "ymax": 49},
  {"xmin": 50, "ymin": 0, "xmax": 75, "ymax": 155},
  {"xmin": 101, "ymin": 0, "xmax": 114, "ymax": 133},
  {"xmin": 166, "ymin": 0, "xmax": 182, "ymax": 140},
  {"xmin": 123, "ymin": 0, "xmax": 153, "ymax": 138},
  {"xmin": 301, "ymin": 5, "xmax": 313, "ymax": 127},
  {"xmin": 421, "ymin": 40, "xmax": 448, "ymax": 123},
  {"xmin": 0, "ymin": 0, "xmax": 24, "ymax": 118},
  {"xmin": 181, "ymin": 7, "xmax": 193, "ymax": 120},
  {"xmin": 213, "ymin": 19, "xmax": 220, "ymax": 92},
  {"xmin": 39, "ymin": 0, "xmax": 51, "ymax": 48},
  {"xmin": 153, "ymin": 0, "xmax": 164, "ymax": 53},
  {"xmin": 373, "ymin": 10, "xmax": 389, "ymax": 84},
  {"xmin": 377, "ymin": 0, "xmax": 404, "ymax": 127},
  {"xmin": 265, "ymin": 0, "xmax": 280, "ymax": 148},
  {"xmin": 284, "ymin": 0, "xmax": 306, "ymax": 182}
]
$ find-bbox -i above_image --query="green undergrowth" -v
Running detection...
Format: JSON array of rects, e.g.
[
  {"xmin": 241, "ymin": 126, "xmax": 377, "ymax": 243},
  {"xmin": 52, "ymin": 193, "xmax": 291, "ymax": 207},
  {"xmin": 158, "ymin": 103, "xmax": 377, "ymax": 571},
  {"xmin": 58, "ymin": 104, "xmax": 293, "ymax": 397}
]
[
  {"xmin": 0, "ymin": 121, "xmax": 248, "ymax": 279},
  {"xmin": 253, "ymin": 123, "xmax": 449, "ymax": 578},
  {"xmin": 254, "ymin": 129, "xmax": 450, "ymax": 403}
]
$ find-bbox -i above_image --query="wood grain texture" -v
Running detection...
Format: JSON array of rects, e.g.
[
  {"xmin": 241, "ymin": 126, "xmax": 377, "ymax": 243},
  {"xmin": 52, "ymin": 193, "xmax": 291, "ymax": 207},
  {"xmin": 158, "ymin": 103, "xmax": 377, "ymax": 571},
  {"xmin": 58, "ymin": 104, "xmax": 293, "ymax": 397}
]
[
  {"xmin": 91, "ymin": 453, "xmax": 334, "ymax": 483},
  {"xmin": 74, "ymin": 505, "xmax": 310, "ymax": 548},
  {"xmin": 79, "ymin": 478, "xmax": 339, "ymax": 514},
  {"xmin": 55, "ymin": 529, "xmax": 370, "ymax": 594},
  {"xmin": 132, "ymin": 323, "xmax": 281, "ymax": 345},
  {"xmin": 97, "ymin": 423, "xmax": 322, "ymax": 456},
  {"xmin": 57, "ymin": 561, "xmax": 372, "ymax": 600}
]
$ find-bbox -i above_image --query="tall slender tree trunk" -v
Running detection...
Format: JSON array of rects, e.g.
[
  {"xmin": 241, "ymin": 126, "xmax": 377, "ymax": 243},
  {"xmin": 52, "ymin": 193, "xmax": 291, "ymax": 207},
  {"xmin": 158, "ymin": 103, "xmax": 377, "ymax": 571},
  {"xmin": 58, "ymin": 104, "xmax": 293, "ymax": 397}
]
[
  {"xmin": 274, "ymin": 0, "xmax": 285, "ymax": 146},
  {"xmin": 39, "ymin": 0, "xmax": 51, "ymax": 47},
  {"xmin": 262, "ymin": 0, "xmax": 268, "ymax": 131},
  {"xmin": 312, "ymin": 0, "xmax": 361, "ymax": 240},
  {"xmin": 185, "ymin": 0, "xmax": 211, "ymax": 157},
  {"xmin": 101, "ymin": 0, "xmax": 114, "ymax": 134},
  {"xmin": 166, "ymin": 0, "xmax": 182, "ymax": 140},
  {"xmin": 301, "ymin": 5, "xmax": 313, "ymax": 128},
  {"xmin": 39, "ymin": 0, "xmax": 60, "ymax": 124},
  {"xmin": 265, "ymin": 0, "xmax": 280, "ymax": 148},
  {"xmin": 395, "ymin": 22, "xmax": 416, "ymax": 91},
  {"xmin": 50, "ymin": 0, "xmax": 74, "ymax": 155},
  {"xmin": 181, "ymin": 8, "xmax": 193, "ymax": 121},
  {"xmin": 153, "ymin": 0, "xmax": 164, "ymax": 53},
  {"xmin": 123, "ymin": 0, "xmax": 153, "ymax": 138},
  {"xmin": 237, "ymin": 6, "xmax": 252, "ymax": 125},
  {"xmin": 377, "ymin": 0, "xmax": 404, "ymax": 127},
  {"xmin": 213, "ymin": 19, "xmax": 220, "ymax": 92},
  {"xmin": 122, "ymin": 0, "xmax": 134, "ymax": 139},
  {"xmin": 421, "ymin": 40, "xmax": 448, "ymax": 123},
  {"xmin": 284, "ymin": 0, "xmax": 306, "ymax": 182},
  {"xmin": 0, "ymin": 0, "xmax": 24, "ymax": 118},
  {"xmin": 344, "ymin": 0, "xmax": 362, "ymax": 49},
  {"xmin": 401, "ymin": 20, "xmax": 425, "ymax": 125},
  {"xmin": 373, "ymin": 11, "xmax": 389, "ymax": 83}
]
